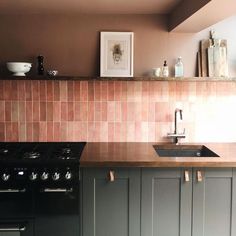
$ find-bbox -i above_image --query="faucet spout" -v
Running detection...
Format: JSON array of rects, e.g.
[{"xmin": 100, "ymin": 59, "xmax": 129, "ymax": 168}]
[
  {"xmin": 174, "ymin": 109, "xmax": 182, "ymax": 134},
  {"xmin": 167, "ymin": 108, "xmax": 186, "ymax": 144}
]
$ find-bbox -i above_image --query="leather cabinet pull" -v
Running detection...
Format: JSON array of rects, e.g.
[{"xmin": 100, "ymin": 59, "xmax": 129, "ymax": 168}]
[
  {"xmin": 197, "ymin": 170, "xmax": 203, "ymax": 182},
  {"xmin": 184, "ymin": 170, "xmax": 190, "ymax": 182},
  {"xmin": 108, "ymin": 170, "xmax": 115, "ymax": 182}
]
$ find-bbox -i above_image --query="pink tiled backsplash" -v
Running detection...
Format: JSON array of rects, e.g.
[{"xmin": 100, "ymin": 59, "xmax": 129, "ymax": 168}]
[{"xmin": 0, "ymin": 80, "xmax": 236, "ymax": 142}]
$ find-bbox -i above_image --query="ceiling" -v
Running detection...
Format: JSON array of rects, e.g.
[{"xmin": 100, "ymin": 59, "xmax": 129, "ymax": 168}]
[{"xmin": 0, "ymin": 0, "xmax": 182, "ymax": 14}]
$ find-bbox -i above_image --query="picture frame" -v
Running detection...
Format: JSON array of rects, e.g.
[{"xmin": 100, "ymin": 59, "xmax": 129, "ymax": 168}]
[{"xmin": 100, "ymin": 32, "xmax": 134, "ymax": 77}]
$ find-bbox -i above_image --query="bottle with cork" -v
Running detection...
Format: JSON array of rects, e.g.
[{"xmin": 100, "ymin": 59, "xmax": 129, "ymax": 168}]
[{"xmin": 175, "ymin": 57, "xmax": 184, "ymax": 77}]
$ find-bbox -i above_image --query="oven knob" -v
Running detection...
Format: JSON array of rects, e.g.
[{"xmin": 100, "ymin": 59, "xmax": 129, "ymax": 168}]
[
  {"xmin": 52, "ymin": 172, "xmax": 60, "ymax": 181},
  {"xmin": 65, "ymin": 171, "xmax": 72, "ymax": 180},
  {"xmin": 41, "ymin": 172, "xmax": 49, "ymax": 181},
  {"xmin": 29, "ymin": 172, "xmax": 38, "ymax": 181},
  {"xmin": 2, "ymin": 173, "xmax": 10, "ymax": 181}
]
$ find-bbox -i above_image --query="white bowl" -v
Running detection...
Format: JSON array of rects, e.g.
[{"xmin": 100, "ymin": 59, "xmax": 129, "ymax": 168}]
[{"xmin": 7, "ymin": 62, "xmax": 32, "ymax": 76}]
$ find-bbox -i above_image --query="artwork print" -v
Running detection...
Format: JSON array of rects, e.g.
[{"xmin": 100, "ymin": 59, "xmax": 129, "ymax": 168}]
[{"xmin": 100, "ymin": 32, "xmax": 133, "ymax": 77}]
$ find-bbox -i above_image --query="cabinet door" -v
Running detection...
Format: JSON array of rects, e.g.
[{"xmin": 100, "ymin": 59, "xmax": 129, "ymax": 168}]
[
  {"xmin": 82, "ymin": 168, "xmax": 140, "ymax": 236},
  {"xmin": 141, "ymin": 168, "xmax": 192, "ymax": 236},
  {"xmin": 192, "ymin": 168, "xmax": 236, "ymax": 236}
]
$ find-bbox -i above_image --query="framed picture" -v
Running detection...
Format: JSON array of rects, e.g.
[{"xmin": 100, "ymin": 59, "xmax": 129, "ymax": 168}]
[{"xmin": 100, "ymin": 32, "xmax": 134, "ymax": 77}]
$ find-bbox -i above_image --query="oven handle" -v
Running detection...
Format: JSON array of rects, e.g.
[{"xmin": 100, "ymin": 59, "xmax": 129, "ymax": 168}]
[
  {"xmin": 41, "ymin": 188, "xmax": 73, "ymax": 193},
  {"xmin": 0, "ymin": 189, "xmax": 26, "ymax": 193},
  {"xmin": 0, "ymin": 225, "xmax": 26, "ymax": 232}
]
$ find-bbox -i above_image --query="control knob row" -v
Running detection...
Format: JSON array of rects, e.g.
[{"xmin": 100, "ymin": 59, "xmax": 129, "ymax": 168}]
[
  {"xmin": 29, "ymin": 171, "xmax": 72, "ymax": 181},
  {"xmin": 1, "ymin": 171, "xmax": 73, "ymax": 182}
]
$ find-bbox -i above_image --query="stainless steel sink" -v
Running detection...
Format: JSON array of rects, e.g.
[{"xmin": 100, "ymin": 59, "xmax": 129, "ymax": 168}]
[{"xmin": 153, "ymin": 144, "xmax": 219, "ymax": 157}]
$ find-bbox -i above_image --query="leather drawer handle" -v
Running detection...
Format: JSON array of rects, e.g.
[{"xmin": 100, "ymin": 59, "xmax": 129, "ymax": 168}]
[
  {"xmin": 184, "ymin": 170, "xmax": 190, "ymax": 182},
  {"xmin": 108, "ymin": 170, "xmax": 115, "ymax": 182},
  {"xmin": 197, "ymin": 170, "xmax": 203, "ymax": 182}
]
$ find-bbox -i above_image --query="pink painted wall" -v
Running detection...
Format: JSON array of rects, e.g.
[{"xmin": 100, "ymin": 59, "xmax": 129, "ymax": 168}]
[
  {"xmin": 0, "ymin": 80, "xmax": 236, "ymax": 143},
  {"xmin": 0, "ymin": 14, "xmax": 236, "ymax": 77}
]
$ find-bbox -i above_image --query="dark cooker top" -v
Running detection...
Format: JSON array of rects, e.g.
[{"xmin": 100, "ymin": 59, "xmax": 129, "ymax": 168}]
[{"xmin": 0, "ymin": 142, "xmax": 86, "ymax": 164}]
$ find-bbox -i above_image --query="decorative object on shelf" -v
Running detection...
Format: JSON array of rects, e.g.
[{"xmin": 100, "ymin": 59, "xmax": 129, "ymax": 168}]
[
  {"xmin": 6, "ymin": 62, "xmax": 32, "ymax": 76},
  {"xmin": 47, "ymin": 70, "xmax": 58, "ymax": 76},
  {"xmin": 153, "ymin": 67, "xmax": 161, "ymax": 77},
  {"xmin": 100, "ymin": 32, "xmax": 134, "ymax": 77},
  {"xmin": 162, "ymin": 60, "xmax": 169, "ymax": 77},
  {"xmin": 37, "ymin": 55, "xmax": 44, "ymax": 75},
  {"xmin": 198, "ymin": 30, "xmax": 228, "ymax": 77},
  {"xmin": 174, "ymin": 57, "xmax": 184, "ymax": 77}
]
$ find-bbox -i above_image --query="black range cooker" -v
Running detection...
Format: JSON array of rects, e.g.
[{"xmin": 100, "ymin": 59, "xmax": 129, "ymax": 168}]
[{"xmin": 0, "ymin": 142, "xmax": 86, "ymax": 236}]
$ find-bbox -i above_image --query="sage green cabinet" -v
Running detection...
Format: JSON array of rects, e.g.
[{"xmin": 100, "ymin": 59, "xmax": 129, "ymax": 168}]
[
  {"xmin": 141, "ymin": 168, "xmax": 192, "ymax": 236},
  {"xmin": 192, "ymin": 168, "xmax": 236, "ymax": 236},
  {"xmin": 81, "ymin": 168, "xmax": 140, "ymax": 236}
]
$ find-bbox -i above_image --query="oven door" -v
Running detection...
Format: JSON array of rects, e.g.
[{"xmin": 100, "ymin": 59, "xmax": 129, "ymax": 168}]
[
  {"xmin": 34, "ymin": 185, "xmax": 79, "ymax": 236},
  {"xmin": 0, "ymin": 187, "xmax": 33, "ymax": 219},
  {"xmin": 0, "ymin": 220, "xmax": 34, "ymax": 236}
]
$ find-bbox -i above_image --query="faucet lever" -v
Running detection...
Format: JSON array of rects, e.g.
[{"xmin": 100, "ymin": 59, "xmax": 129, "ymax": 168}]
[{"xmin": 179, "ymin": 109, "xmax": 183, "ymax": 120}]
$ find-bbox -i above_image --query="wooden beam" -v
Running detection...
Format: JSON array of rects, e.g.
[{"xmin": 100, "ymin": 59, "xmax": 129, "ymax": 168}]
[{"xmin": 168, "ymin": 0, "xmax": 236, "ymax": 32}]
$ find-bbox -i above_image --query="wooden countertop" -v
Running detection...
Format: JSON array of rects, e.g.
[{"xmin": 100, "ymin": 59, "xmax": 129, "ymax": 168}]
[{"xmin": 80, "ymin": 142, "xmax": 236, "ymax": 167}]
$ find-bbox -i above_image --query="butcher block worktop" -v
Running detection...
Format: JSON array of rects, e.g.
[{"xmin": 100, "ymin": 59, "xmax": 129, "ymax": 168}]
[{"xmin": 80, "ymin": 142, "xmax": 236, "ymax": 167}]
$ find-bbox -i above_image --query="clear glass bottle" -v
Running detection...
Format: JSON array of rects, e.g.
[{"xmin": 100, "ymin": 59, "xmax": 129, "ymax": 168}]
[
  {"xmin": 175, "ymin": 57, "xmax": 184, "ymax": 77},
  {"xmin": 162, "ymin": 60, "xmax": 169, "ymax": 77}
]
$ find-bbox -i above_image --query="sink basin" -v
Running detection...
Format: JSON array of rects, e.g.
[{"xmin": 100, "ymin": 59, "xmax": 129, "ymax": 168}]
[{"xmin": 153, "ymin": 144, "xmax": 219, "ymax": 157}]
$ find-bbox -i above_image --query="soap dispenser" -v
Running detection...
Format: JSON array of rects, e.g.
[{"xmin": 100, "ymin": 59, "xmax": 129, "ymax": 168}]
[{"xmin": 162, "ymin": 60, "xmax": 169, "ymax": 77}]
